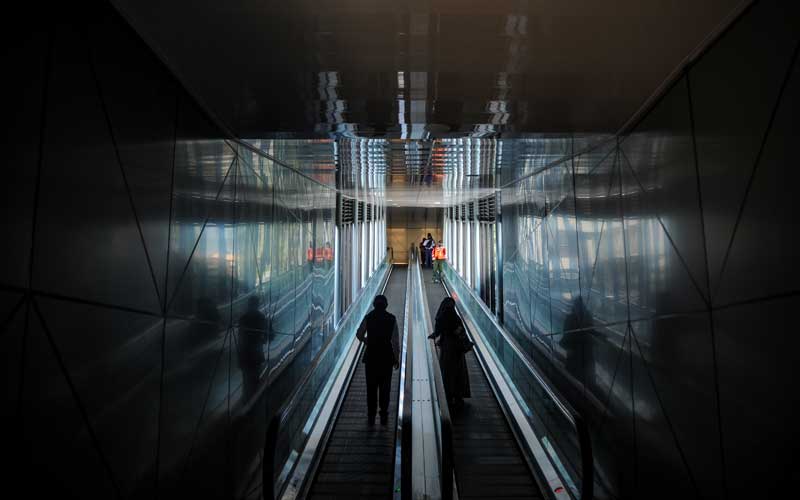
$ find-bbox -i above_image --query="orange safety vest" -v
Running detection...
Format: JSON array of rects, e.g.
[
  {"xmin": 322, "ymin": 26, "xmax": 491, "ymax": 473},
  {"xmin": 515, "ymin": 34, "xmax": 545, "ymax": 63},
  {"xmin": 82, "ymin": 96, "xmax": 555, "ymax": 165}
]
[
  {"xmin": 306, "ymin": 247, "xmax": 314, "ymax": 262},
  {"xmin": 323, "ymin": 247, "xmax": 333, "ymax": 261},
  {"xmin": 315, "ymin": 247, "xmax": 324, "ymax": 262},
  {"xmin": 433, "ymin": 246, "xmax": 446, "ymax": 260}
]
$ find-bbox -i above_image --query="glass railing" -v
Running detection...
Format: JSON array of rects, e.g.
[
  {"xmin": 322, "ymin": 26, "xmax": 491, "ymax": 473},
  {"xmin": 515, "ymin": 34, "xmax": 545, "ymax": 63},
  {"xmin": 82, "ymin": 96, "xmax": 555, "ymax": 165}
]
[{"xmin": 443, "ymin": 262, "xmax": 593, "ymax": 500}]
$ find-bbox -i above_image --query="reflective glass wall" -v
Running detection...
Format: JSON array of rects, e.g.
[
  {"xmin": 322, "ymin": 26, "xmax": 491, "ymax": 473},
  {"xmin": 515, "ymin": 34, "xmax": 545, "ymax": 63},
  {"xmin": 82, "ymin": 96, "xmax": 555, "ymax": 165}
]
[
  {"xmin": 497, "ymin": 1, "xmax": 800, "ymax": 498},
  {"xmin": 1, "ymin": 2, "xmax": 384, "ymax": 499}
]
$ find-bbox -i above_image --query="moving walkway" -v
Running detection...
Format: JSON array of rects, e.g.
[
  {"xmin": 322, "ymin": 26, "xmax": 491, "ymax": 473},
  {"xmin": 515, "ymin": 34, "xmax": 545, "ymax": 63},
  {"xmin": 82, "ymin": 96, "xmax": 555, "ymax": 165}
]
[{"xmin": 265, "ymin": 254, "xmax": 592, "ymax": 500}]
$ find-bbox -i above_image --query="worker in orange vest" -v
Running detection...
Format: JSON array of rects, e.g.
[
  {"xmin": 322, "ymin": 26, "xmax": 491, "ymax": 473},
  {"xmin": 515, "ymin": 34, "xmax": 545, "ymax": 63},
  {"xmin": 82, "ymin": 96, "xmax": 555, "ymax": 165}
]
[{"xmin": 432, "ymin": 240, "xmax": 447, "ymax": 283}]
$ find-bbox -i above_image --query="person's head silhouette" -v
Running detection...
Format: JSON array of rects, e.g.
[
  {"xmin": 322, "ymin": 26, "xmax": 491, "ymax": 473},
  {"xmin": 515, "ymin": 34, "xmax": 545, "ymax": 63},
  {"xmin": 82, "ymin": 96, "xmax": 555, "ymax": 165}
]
[{"xmin": 373, "ymin": 295, "xmax": 389, "ymax": 311}]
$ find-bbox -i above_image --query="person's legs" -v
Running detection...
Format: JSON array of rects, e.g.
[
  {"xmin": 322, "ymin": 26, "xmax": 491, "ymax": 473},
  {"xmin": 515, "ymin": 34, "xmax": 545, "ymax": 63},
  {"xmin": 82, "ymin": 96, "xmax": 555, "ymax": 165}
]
[
  {"xmin": 433, "ymin": 259, "xmax": 442, "ymax": 282},
  {"xmin": 366, "ymin": 365, "xmax": 378, "ymax": 424},
  {"xmin": 378, "ymin": 368, "xmax": 392, "ymax": 424}
]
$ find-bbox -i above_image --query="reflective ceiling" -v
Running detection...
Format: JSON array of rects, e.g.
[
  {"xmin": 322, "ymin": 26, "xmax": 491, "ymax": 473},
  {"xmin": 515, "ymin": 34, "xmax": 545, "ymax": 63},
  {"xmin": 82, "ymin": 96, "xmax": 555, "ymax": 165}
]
[
  {"xmin": 113, "ymin": 0, "xmax": 741, "ymax": 205},
  {"xmin": 114, "ymin": 0, "xmax": 740, "ymax": 138}
]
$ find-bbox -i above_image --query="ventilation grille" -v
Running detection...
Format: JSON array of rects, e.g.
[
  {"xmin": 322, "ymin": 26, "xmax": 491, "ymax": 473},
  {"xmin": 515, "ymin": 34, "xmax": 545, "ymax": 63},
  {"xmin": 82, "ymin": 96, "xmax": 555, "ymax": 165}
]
[
  {"xmin": 478, "ymin": 195, "xmax": 496, "ymax": 222},
  {"xmin": 341, "ymin": 197, "xmax": 355, "ymax": 224}
]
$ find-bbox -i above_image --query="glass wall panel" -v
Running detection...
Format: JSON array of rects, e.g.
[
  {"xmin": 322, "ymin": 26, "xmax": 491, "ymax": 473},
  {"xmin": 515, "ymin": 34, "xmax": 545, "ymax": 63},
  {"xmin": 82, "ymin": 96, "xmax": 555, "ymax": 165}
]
[
  {"xmin": 690, "ymin": 0, "xmax": 800, "ymax": 298},
  {"xmin": 2, "ymin": 3, "xmax": 387, "ymax": 498}
]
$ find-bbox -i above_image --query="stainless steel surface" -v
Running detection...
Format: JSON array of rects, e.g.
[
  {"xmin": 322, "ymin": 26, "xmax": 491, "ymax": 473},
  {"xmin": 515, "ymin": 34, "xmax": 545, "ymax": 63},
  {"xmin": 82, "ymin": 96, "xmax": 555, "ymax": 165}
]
[
  {"xmin": 408, "ymin": 251, "xmax": 444, "ymax": 499},
  {"xmin": 113, "ymin": 0, "xmax": 741, "ymax": 137}
]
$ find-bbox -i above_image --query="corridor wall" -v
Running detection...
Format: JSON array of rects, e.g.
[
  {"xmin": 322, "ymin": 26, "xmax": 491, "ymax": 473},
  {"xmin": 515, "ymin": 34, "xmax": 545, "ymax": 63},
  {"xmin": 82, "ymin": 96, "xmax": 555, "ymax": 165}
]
[
  {"xmin": 1, "ymin": 2, "xmax": 382, "ymax": 498},
  {"xmin": 497, "ymin": 1, "xmax": 799, "ymax": 498}
]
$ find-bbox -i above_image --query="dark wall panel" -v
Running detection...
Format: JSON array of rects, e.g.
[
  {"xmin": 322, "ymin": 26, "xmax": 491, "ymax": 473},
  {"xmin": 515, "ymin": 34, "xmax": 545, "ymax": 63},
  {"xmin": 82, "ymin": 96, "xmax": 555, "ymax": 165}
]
[
  {"xmin": 1, "ymin": 2, "xmax": 349, "ymax": 498},
  {"xmin": 492, "ymin": 1, "xmax": 800, "ymax": 498},
  {"xmin": 690, "ymin": 0, "xmax": 800, "ymax": 299}
]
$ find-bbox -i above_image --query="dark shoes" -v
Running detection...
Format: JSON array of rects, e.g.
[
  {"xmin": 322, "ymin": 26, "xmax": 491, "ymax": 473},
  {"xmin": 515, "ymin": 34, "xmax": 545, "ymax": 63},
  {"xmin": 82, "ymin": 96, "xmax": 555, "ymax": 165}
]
[{"xmin": 380, "ymin": 414, "xmax": 389, "ymax": 426}]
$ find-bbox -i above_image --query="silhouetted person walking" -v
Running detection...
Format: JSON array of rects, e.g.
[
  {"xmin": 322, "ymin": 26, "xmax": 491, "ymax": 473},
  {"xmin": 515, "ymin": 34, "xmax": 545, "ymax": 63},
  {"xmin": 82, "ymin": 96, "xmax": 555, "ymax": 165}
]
[
  {"xmin": 429, "ymin": 297, "xmax": 471, "ymax": 407},
  {"xmin": 238, "ymin": 295, "xmax": 268, "ymax": 401},
  {"xmin": 356, "ymin": 295, "xmax": 400, "ymax": 426}
]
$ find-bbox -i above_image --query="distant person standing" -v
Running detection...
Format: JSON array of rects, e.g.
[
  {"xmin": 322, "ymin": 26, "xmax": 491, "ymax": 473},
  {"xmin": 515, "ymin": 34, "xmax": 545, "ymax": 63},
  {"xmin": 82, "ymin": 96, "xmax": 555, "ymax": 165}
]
[
  {"xmin": 238, "ymin": 295, "xmax": 268, "ymax": 401},
  {"xmin": 356, "ymin": 295, "xmax": 400, "ymax": 426},
  {"xmin": 432, "ymin": 240, "xmax": 447, "ymax": 283},
  {"xmin": 424, "ymin": 233, "xmax": 436, "ymax": 268}
]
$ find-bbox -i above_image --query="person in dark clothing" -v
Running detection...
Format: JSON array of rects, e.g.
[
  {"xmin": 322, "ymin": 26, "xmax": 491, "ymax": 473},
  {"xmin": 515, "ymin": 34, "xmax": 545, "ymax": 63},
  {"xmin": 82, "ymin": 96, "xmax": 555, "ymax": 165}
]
[
  {"xmin": 419, "ymin": 238, "xmax": 427, "ymax": 266},
  {"xmin": 238, "ymin": 295, "xmax": 268, "ymax": 401},
  {"xmin": 559, "ymin": 296, "xmax": 597, "ymax": 392},
  {"xmin": 356, "ymin": 294, "xmax": 400, "ymax": 426},
  {"xmin": 424, "ymin": 233, "xmax": 435, "ymax": 268},
  {"xmin": 429, "ymin": 297, "xmax": 471, "ymax": 407}
]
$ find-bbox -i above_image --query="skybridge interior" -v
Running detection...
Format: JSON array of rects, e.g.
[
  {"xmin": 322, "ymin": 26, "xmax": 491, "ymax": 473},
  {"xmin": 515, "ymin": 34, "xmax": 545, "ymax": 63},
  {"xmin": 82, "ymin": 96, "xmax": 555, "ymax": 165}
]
[{"xmin": 3, "ymin": 1, "xmax": 798, "ymax": 499}]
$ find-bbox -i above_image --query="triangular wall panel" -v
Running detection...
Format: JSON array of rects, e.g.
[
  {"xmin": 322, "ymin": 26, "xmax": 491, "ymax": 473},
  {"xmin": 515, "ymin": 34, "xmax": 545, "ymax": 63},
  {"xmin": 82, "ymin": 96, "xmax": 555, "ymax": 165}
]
[
  {"xmin": 36, "ymin": 296, "xmax": 163, "ymax": 499},
  {"xmin": 89, "ymin": 14, "xmax": 178, "ymax": 306},
  {"xmin": 716, "ymin": 55, "xmax": 800, "ymax": 306},
  {"xmin": 17, "ymin": 302, "xmax": 118, "ymax": 498},
  {"xmin": 620, "ymin": 76, "xmax": 708, "ymax": 304},
  {"xmin": 690, "ymin": 0, "xmax": 800, "ymax": 301},
  {"xmin": 32, "ymin": 20, "xmax": 161, "ymax": 314}
]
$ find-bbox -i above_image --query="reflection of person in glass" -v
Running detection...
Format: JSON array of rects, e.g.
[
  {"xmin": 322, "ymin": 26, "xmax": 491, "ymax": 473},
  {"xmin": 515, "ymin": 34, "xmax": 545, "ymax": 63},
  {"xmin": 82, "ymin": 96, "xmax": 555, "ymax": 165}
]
[
  {"xmin": 323, "ymin": 242, "xmax": 333, "ymax": 268},
  {"xmin": 559, "ymin": 296, "xmax": 597, "ymax": 391},
  {"xmin": 429, "ymin": 297, "xmax": 471, "ymax": 407},
  {"xmin": 238, "ymin": 295, "xmax": 267, "ymax": 401},
  {"xmin": 356, "ymin": 295, "xmax": 400, "ymax": 426}
]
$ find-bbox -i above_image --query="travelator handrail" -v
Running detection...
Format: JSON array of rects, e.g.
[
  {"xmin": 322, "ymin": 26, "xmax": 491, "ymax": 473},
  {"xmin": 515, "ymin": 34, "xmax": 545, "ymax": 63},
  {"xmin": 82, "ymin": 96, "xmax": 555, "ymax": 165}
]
[
  {"xmin": 263, "ymin": 256, "xmax": 393, "ymax": 500},
  {"xmin": 396, "ymin": 259, "xmax": 413, "ymax": 500},
  {"xmin": 410, "ymin": 246, "xmax": 455, "ymax": 499},
  {"xmin": 441, "ymin": 264, "xmax": 593, "ymax": 500}
]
